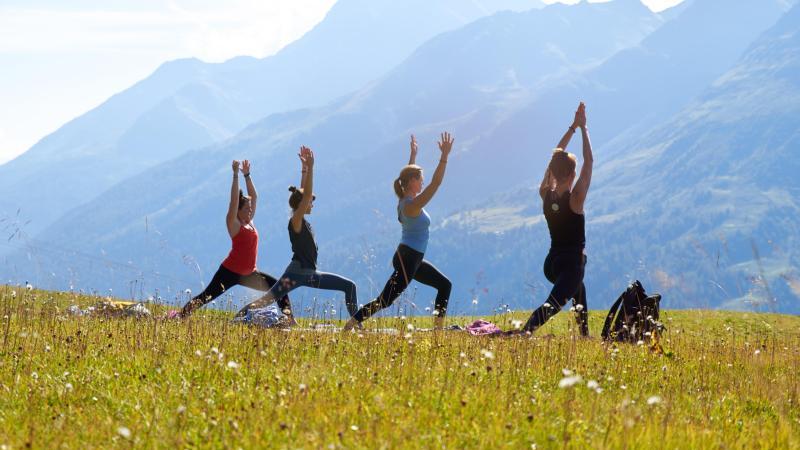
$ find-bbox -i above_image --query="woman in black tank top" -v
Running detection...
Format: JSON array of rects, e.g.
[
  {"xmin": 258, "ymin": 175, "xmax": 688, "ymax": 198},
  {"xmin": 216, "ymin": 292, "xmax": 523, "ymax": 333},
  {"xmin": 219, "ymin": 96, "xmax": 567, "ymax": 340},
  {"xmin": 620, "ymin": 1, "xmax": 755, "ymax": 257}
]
[
  {"xmin": 512, "ymin": 102, "xmax": 593, "ymax": 336},
  {"xmin": 235, "ymin": 147, "xmax": 359, "ymax": 325}
]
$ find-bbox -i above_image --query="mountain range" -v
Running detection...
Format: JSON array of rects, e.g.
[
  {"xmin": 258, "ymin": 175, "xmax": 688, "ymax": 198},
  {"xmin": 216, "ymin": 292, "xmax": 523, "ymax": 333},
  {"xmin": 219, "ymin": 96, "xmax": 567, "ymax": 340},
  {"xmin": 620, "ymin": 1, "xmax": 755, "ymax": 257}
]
[
  {"xmin": 3, "ymin": 0, "xmax": 798, "ymax": 316},
  {"xmin": 0, "ymin": 0, "xmax": 545, "ymax": 236}
]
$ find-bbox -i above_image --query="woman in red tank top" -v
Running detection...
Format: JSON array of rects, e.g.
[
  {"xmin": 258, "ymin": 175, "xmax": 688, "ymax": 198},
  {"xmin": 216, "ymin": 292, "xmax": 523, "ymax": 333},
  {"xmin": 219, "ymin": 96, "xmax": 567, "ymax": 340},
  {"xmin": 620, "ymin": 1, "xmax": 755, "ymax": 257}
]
[{"xmin": 174, "ymin": 159, "xmax": 293, "ymax": 321}]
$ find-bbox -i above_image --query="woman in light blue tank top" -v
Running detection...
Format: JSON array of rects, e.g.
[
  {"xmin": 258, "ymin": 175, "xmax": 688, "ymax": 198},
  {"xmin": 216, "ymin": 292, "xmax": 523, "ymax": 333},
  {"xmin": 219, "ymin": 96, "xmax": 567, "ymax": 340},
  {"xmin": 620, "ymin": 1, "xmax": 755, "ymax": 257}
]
[
  {"xmin": 345, "ymin": 133, "xmax": 454, "ymax": 330},
  {"xmin": 398, "ymin": 197, "xmax": 431, "ymax": 252}
]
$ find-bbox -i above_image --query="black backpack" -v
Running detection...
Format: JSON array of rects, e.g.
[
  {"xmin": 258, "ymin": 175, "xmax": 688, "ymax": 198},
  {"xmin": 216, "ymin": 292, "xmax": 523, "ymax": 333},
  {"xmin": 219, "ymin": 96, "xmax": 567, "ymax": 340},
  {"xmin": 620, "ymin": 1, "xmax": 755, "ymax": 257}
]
[{"xmin": 601, "ymin": 280, "xmax": 664, "ymax": 344}]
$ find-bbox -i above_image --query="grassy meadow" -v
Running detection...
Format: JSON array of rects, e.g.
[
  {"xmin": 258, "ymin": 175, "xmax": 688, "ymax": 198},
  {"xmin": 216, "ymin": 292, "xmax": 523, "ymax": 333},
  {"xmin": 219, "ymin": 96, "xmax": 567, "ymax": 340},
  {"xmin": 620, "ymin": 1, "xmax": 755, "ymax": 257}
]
[{"xmin": 0, "ymin": 286, "xmax": 799, "ymax": 449}]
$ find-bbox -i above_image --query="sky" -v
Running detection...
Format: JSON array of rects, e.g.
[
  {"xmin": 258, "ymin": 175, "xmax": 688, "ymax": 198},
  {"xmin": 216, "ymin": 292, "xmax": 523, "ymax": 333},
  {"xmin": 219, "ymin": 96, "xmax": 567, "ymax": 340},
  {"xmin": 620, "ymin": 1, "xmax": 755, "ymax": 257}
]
[{"xmin": 0, "ymin": 0, "xmax": 684, "ymax": 165}]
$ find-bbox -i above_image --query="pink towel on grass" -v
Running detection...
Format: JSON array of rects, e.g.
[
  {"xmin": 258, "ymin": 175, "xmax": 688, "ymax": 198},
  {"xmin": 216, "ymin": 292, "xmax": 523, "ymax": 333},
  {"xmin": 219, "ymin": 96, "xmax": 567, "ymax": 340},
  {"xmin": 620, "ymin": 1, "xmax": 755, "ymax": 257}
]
[{"xmin": 466, "ymin": 319, "xmax": 503, "ymax": 336}]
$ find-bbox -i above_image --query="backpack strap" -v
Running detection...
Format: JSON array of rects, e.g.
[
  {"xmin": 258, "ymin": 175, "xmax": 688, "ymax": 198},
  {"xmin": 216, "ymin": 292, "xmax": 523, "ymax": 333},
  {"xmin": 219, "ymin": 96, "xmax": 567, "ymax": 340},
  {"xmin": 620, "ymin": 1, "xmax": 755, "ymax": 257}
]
[{"xmin": 601, "ymin": 293, "xmax": 625, "ymax": 341}]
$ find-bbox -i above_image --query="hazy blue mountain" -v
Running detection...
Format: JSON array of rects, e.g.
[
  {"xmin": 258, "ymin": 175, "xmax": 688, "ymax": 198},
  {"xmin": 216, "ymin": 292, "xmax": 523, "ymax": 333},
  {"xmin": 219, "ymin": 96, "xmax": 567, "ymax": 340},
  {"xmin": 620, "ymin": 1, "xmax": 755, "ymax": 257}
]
[
  {"xmin": 587, "ymin": 1, "xmax": 800, "ymax": 312},
  {"xmin": 475, "ymin": 0, "xmax": 793, "ymax": 157},
  {"xmin": 4, "ymin": 1, "xmax": 662, "ymax": 308},
  {"xmin": 433, "ymin": 1, "xmax": 800, "ymax": 314},
  {"xmin": 659, "ymin": 0, "xmax": 695, "ymax": 20},
  {"xmin": 0, "ymin": 0, "xmax": 545, "ymax": 237},
  {"xmin": 15, "ymin": 0, "xmax": 799, "ymax": 318}
]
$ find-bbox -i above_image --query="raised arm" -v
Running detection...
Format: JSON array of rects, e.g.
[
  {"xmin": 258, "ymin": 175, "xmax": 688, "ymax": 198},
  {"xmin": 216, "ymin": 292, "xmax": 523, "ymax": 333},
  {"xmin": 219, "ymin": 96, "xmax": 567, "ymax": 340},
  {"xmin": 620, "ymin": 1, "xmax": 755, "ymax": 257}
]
[
  {"xmin": 290, "ymin": 146, "xmax": 314, "ymax": 233},
  {"xmin": 241, "ymin": 160, "xmax": 258, "ymax": 218},
  {"xmin": 556, "ymin": 112, "xmax": 579, "ymax": 151},
  {"xmin": 299, "ymin": 149, "xmax": 308, "ymax": 188},
  {"xmin": 541, "ymin": 105, "xmax": 582, "ymax": 200},
  {"xmin": 405, "ymin": 132, "xmax": 453, "ymax": 216},
  {"xmin": 408, "ymin": 134, "xmax": 418, "ymax": 165},
  {"xmin": 570, "ymin": 103, "xmax": 593, "ymax": 214},
  {"xmin": 226, "ymin": 160, "xmax": 242, "ymax": 238}
]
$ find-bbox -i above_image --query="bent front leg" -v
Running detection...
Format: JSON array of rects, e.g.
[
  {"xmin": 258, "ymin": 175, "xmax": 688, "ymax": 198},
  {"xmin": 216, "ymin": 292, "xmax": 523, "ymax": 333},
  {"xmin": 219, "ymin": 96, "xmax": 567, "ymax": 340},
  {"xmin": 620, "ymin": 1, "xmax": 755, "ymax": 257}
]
[{"xmin": 412, "ymin": 260, "xmax": 452, "ymax": 319}]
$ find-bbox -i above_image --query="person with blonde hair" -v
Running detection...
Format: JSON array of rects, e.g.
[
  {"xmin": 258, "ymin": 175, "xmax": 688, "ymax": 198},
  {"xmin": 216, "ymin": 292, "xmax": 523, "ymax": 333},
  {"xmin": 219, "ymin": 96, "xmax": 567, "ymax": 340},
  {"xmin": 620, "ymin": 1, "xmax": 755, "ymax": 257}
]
[
  {"xmin": 513, "ymin": 102, "xmax": 593, "ymax": 336},
  {"xmin": 344, "ymin": 133, "xmax": 454, "ymax": 331}
]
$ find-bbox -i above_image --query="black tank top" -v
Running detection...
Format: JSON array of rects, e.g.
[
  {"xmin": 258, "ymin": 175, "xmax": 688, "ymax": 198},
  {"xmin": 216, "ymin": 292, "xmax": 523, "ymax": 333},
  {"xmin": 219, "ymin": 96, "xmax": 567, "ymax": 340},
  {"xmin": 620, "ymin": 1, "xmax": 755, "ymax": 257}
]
[
  {"xmin": 289, "ymin": 218, "xmax": 318, "ymax": 270},
  {"xmin": 543, "ymin": 190, "xmax": 585, "ymax": 250}
]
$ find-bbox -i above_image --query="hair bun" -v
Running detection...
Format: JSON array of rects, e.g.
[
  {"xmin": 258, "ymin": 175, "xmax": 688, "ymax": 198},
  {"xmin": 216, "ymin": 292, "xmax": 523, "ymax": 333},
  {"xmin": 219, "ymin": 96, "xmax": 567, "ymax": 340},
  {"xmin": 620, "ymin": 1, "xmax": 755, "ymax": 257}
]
[{"xmin": 288, "ymin": 186, "xmax": 297, "ymax": 193}]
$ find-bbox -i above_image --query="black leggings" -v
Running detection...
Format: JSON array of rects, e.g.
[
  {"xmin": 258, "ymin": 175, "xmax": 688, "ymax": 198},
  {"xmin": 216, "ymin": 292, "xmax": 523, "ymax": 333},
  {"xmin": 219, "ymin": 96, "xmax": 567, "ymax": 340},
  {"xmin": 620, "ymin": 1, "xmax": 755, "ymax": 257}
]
[
  {"xmin": 180, "ymin": 265, "xmax": 291, "ymax": 317},
  {"xmin": 523, "ymin": 249, "xmax": 588, "ymax": 336},
  {"xmin": 353, "ymin": 245, "xmax": 451, "ymax": 323}
]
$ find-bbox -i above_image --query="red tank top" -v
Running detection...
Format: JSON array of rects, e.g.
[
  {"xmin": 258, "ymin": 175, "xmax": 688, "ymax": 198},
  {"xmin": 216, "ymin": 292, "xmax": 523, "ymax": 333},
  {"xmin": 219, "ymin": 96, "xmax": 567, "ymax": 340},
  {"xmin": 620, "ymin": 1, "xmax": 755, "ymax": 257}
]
[{"xmin": 222, "ymin": 224, "xmax": 258, "ymax": 275}]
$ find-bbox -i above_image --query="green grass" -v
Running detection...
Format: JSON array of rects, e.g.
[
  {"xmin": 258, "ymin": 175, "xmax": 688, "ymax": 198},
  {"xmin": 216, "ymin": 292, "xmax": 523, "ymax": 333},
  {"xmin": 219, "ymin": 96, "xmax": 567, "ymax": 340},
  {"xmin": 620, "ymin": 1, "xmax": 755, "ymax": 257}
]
[{"xmin": 1, "ymin": 286, "xmax": 799, "ymax": 449}]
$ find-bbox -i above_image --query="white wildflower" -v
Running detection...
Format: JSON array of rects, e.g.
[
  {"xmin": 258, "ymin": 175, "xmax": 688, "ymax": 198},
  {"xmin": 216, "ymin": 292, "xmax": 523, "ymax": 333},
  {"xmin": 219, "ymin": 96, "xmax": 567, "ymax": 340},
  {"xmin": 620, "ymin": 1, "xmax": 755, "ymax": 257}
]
[
  {"xmin": 227, "ymin": 361, "xmax": 240, "ymax": 370},
  {"xmin": 350, "ymin": 425, "xmax": 359, "ymax": 431},
  {"xmin": 647, "ymin": 396, "xmax": 662, "ymax": 406},
  {"xmin": 562, "ymin": 368, "xmax": 573, "ymax": 376},
  {"xmin": 117, "ymin": 427, "xmax": 132, "ymax": 439},
  {"xmin": 184, "ymin": 288, "xmax": 191, "ymax": 295},
  {"xmin": 64, "ymin": 382, "xmax": 73, "ymax": 392},
  {"xmin": 559, "ymin": 375, "xmax": 582, "ymax": 389},
  {"xmin": 480, "ymin": 349, "xmax": 495, "ymax": 360},
  {"xmin": 176, "ymin": 405, "xmax": 186, "ymax": 414},
  {"xmin": 511, "ymin": 320, "xmax": 523, "ymax": 329},
  {"xmin": 587, "ymin": 380, "xmax": 599, "ymax": 390}
]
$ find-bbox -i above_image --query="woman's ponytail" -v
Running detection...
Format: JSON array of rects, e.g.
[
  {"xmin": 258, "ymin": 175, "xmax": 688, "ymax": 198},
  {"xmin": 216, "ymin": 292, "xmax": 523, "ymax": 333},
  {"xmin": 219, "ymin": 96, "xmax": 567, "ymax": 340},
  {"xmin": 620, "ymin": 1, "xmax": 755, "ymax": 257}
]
[
  {"xmin": 288, "ymin": 185, "xmax": 303, "ymax": 210},
  {"xmin": 393, "ymin": 178, "xmax": 404, "ymax": 199}
]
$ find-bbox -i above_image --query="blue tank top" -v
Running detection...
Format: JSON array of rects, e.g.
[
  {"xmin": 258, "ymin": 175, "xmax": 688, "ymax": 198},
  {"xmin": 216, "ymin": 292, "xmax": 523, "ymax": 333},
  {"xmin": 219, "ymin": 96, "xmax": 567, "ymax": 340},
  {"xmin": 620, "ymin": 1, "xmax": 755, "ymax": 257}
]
[{"xmin": 398, "ymin": 198, "xmax": 431, "ymax": 253}]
